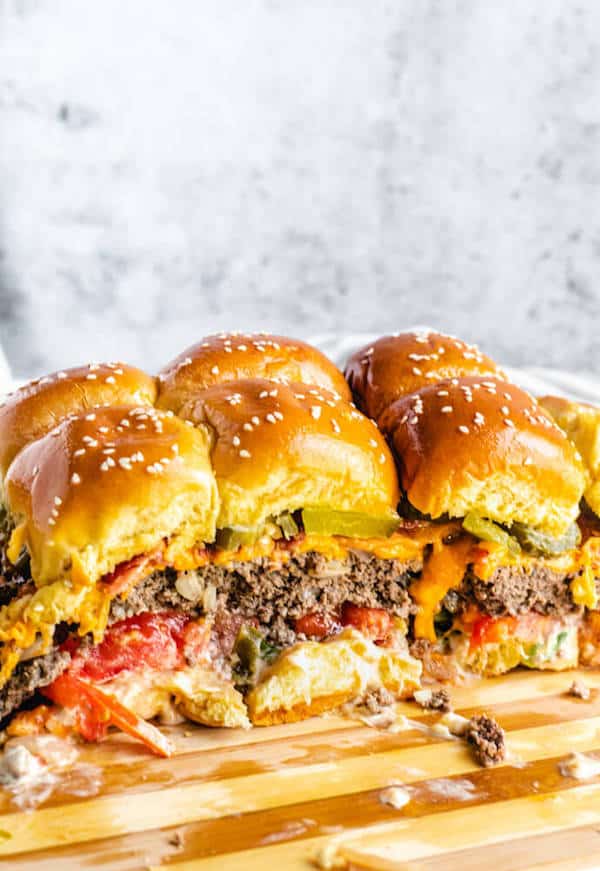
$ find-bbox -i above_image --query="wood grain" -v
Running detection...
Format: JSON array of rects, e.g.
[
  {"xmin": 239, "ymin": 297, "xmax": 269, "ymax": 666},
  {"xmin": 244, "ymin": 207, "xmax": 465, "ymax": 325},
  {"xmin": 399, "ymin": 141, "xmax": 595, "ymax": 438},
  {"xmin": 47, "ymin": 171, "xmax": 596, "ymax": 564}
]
[{"xmin": 2, "ymin": 668, "xmax": 600, "ymax": 870}]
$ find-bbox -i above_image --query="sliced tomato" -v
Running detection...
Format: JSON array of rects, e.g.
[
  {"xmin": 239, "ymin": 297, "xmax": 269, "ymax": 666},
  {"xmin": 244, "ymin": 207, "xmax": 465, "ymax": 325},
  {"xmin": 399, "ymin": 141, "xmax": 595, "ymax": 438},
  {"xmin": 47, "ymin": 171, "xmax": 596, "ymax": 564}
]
[
  {"xmin": 295, "ymin": 611, "xmax": 341, "ymax": 639},
  {"xmin": 341, "ymin": 603, "xmax": 392, "ymax": 642},
  {"xmin": 44, "ymin": 674, "xmax": 173, "ymax": 757},
  {"xmin": 469, "ymin": 614, "xmax": 518, "ymax": 652},
  {"xmin": 101, "ymin": 547, "xmax": 164, "ymax": 597},
  {"xmin": 64, "ymin": 612, "xmax": 210, "ymax": 682}
]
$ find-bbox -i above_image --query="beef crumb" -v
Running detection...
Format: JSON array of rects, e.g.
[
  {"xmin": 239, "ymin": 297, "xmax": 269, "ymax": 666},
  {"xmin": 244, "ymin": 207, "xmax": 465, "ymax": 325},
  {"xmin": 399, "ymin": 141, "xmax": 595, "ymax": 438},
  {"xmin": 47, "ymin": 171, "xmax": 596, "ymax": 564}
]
[
  {"xmin": 360, "ymin": 687, "xmax": 395, "ymax": 713},
  {"xmin": 414, "ymin": 687, "xmax": 451, "ymax": 712},
  {"xmin": 568, "ymin": 680, "xmax": 591, "ymax": 701},
  {"xmin": 467, "ymin": 714, "xmax": 506, "ymax": 767}
]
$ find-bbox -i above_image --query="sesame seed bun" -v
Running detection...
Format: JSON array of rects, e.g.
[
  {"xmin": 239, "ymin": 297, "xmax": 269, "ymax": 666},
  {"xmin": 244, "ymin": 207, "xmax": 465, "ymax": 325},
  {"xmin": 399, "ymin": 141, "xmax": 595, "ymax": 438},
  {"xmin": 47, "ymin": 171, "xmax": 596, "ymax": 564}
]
[
  {"xmin": 0, "ymin": 363, "xmax": 157, "ymax": 482},
  {"xmin": 178, "ymin": 378, "xmax": 398, "ymax": 529},
  {"xmin": 539, "ymin": 395, "xmax": 600, "ymax": 518},
  {"xmin": 345, "ymin": 330, "xmax": 504, "ymax": 421},
  {"xmin": 156, "ymin": 332, "xmax": 350, "ymax": 413},
  {"xmin": 379, "ymin": 377, "xmax": 585, "ymax": 536},
  {"xmin": 5, "ymin": 406, "xmax": 218, "ymax": 587}
]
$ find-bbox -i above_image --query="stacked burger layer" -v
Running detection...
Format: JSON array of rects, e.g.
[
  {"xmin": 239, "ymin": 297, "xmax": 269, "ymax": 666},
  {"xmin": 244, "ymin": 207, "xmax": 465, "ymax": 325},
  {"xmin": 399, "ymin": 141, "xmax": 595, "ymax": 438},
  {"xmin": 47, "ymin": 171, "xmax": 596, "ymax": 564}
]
[{"xmin": 0, "ymin": 330, "xmax": 596, "ymax": 755}]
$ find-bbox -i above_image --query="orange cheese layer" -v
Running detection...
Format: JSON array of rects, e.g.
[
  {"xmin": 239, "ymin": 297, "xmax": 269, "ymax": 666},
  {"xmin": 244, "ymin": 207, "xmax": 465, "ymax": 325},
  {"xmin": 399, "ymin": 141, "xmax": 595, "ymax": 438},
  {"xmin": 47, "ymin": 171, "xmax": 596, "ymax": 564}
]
[{"xmin": 411, "ymin": 531, "xmax": 600, "ymax": 643}]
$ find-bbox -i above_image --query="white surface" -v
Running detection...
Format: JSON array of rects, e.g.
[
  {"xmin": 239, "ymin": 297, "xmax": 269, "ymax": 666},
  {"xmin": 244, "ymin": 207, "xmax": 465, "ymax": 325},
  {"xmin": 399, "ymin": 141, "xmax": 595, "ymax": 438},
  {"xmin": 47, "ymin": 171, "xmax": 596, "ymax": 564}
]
[{"xmin": 0, "ymin": 2, "xmax": 600, "ymax": 377}]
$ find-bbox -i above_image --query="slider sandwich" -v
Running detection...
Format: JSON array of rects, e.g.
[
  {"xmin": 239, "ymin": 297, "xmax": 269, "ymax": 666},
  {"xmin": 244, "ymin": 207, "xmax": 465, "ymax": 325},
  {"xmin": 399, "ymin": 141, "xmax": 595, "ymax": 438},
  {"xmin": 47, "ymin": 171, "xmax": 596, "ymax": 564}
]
[
  {"xmin": 347, "ymin": 331, "xmax": 598, "ymax": 678},
  {"xmin": 0, "ymin": 334, "xmax": 425, "ymax": 754}
]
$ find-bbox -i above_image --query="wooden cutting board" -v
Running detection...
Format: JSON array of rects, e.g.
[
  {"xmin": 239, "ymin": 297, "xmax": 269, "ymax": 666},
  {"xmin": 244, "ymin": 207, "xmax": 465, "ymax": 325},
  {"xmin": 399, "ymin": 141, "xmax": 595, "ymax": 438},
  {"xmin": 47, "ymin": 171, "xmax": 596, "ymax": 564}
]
[{"xmin": 2, "ymin": 668, "xmax": 600, "ymax": 870}]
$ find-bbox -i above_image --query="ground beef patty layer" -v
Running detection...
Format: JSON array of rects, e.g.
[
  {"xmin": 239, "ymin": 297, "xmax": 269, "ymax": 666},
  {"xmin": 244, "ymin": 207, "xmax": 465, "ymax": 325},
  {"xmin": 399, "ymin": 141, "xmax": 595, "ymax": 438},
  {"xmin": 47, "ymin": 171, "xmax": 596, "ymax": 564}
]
[
  {"xmin": 443, "ymin": 563, "xmax": 581, "ymax": 619},
  {"xmin": 0, "ymin": 549, "xmax": 420, "ymax": 721}
]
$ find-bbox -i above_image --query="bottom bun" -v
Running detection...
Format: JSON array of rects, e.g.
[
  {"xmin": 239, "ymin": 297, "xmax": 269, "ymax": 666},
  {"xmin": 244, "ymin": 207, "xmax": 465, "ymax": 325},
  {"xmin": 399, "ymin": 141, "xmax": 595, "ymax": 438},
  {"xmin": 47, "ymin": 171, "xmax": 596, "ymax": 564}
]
[{"xmin": 246, "ymin": 628, "xmax": 422, "ymax": 726}]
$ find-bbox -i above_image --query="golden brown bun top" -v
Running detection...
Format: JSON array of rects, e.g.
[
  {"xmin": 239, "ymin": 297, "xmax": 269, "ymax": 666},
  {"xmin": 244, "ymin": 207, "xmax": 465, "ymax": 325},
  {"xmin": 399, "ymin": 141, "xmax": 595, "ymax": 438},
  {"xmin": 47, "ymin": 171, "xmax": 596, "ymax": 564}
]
[
  {"xmin": 5, "ymin": 405, "xmax": 218, "ymax": 586},
  {"xmin": 157, "ymin": 332, "xmax": 350, "ymax": 413},
  {"xmin": 345, "ymin": 330, "xmax": 504, "ymax": 421},
  {"xmin": 380, "ymin": 377, "xmax": 585, "ymax": 535},
  {"xmin": 179, "ymin": 378, "xmax": 398, "ymax": 529},
  {"xmin": 539, "ymin": 395, "xmax": 600, "ymax": 518},
  {"xmin": 0, "ymin": 363, "xmax": 157, "ymax": 480}
]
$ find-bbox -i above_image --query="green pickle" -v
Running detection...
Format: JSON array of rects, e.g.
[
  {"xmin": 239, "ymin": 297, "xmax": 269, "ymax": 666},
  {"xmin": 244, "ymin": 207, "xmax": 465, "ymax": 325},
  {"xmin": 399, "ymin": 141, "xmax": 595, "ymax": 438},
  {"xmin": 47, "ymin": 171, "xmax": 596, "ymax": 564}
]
[
  {"xmin": 511, "ymin": 522, "xmax": 581, "ymax": 557},
  {"xmin": 301, "ymin": 507, "xmax": 400, "ymax": 538},
  {"xmin": 462, "ymin": 512, "xmax": 521, "ymax": 556},
  {"xmin": 215, "ymin": 526, "xmax": 262, "ymax": 550},
  {"xmin": 274, "ymin": 511, "xmax": 299, "ymax": 540},
  {"xmin": 233, "ymin": 625, "xmax": 280, "ymax": 686}
]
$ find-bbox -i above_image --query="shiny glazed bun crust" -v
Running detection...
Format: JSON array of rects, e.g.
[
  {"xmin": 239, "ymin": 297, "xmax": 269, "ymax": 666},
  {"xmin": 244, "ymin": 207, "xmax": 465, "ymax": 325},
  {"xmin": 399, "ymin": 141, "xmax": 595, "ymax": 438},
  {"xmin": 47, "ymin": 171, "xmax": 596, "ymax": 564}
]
[
  {"xmin": 0, "ymin": 363, "xmax": 157, "ymax": 481},
  {"xmin": 539, "ymin": 395, "xmax": 600, "ymax": 517},
  {"xmin": 179, "ymin": 378, "xmax": 399, "ymax": 529},
  {"xmin": 5, "ymin": 406, "xmax": 218, "ymax": 586},
  {"xmin": 157, "ymin": 332, "xmax": 350, "ymax": 413},
  {"xmin": 379, "ymin": 377, "xmax": 585, "ymax": 535},
  {"xmin": 345, "ymin": 330, "xmax": 504, "ymax": 421}
]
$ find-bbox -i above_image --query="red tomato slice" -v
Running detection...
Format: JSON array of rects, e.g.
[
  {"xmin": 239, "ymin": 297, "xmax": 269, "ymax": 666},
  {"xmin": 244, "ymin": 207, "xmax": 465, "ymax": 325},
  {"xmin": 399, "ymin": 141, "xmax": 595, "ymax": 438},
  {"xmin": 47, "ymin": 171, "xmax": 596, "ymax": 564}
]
[
  {"xmin": 295, "ymin": 611, "xmax": 341, "ymax": 639},
  {"xmin": 44, "ymin": 674, "xmax": 173, "ymax": 757},
  {"xmin": 469, "ymin": 614, "xmax": 518, "ymax": 652},
  {"xmin": 340, "ymin": 603, "xmax": 392, "ymax": 642},
  {"xmin": 64, "ymin": 612, "xmax": 210, "ymax": 682}
]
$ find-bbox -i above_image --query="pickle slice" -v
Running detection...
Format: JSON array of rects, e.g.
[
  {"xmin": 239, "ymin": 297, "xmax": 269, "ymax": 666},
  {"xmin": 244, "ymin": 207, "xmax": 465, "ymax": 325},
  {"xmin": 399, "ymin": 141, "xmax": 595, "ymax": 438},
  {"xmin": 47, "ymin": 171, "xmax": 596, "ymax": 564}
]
[
  {"xmin": 462, "ymin": 513, "xmax": 521, "ymax": 556},
  {"xmin": 511, "ymin": 522, "xmax": 581, "ymax": 557},
  {"xmin": 215, "ymin": 526, "xmax": 262, "ymax": 550},
  {"xmin": 233, "ymin": 625, "xmax": 280, "ymax": 687},
  {"xmin": 274, "ymin": 511, "xmax": 299, "ymax": 540},
  {"xmin": 301, "ymin": 507, "xmax": 400, "ymax": 539}
]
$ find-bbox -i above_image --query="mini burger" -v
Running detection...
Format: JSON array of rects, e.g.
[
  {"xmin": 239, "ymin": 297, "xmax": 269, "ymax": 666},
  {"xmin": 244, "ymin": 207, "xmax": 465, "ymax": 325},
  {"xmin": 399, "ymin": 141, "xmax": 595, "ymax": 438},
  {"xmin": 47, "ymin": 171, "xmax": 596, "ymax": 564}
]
[
  {"xmin": 0, "ymin": 340, "xmax": 424, "ymax": 754},
  {"xmin": 347, "ymin": 331, "xmax": 598, "ymax": 678}
]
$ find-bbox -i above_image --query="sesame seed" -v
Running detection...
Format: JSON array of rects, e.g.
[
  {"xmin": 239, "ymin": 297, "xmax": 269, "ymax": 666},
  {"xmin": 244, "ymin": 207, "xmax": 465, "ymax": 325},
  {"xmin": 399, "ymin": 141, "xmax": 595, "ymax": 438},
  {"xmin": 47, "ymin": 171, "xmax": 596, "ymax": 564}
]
[
  {"xmin": 412, "ymin": 367, "xmax": 422, "ymax": 376},
  {"xmin": 51, "ymin": 508, "xmax": 59, "ymax": 518},
  {"xmin": 266, "ymin": 413, "xmax": 277, "ymax": 424},
  {"xmin": 251, "ymin": 416, "xmax": 260, "ymax": 425},
  {"xmin": 474, "ymin": 412, "xmax": 485, "ymax": 425},
  {"xmin": 114, "ymin": 368, "xmax": 123, "ymax": 375},
  {"xmin": 441, "ymin": 406, "xmax": 453, "ymax": 413},
  {"xmin": 503, "ymin": 392, "xmax": 512, "ymax": 400},
  {"xmin": 237, "ymin": 344, "xmax": 248, "ymax": 351},
  {"xmin": 259, "ymin": 390, "xmax": 269, "ymax": 398},
  {"xmin": 310, "ymin": 406, "xmax": 322, "ymax": 420},
  {"xmin": 232, "ymin": 435, "xmax": 241, "ymax": 446},
  {"xmin": 458, "ymin": 425, "xmax": 470, "ymax": 434},
  {"xmin": 239, "ymin": 449, "xmax": 251, "ymax": 458},
  {"xmin": 86, "ymin": 373, "xmax": 97, "ymax": 381},
  {"xmin": 48, "ymin": 518, "xmax": 56, "ymax": 526},
  {"xmin": 379, "ymin": 453, "xmax": 386, "ymax": 464},
  {"xmin": 71, "ymin": 473, "xmax": 81, "ymax": 485},
  {"xmin": 524, "ymin": 456, "xmax": 533, "ymax": 466},
  {"xmin": 54, "ymin": 496, "xmax": 62, "ymax": 506},
  {"xmin": 273, "ymin": 411, "xmax": 283, "ymax": 421},
  {"xmin": 501, "ymin": 405, "xmax": 510, "ymax": 415},
  {"xmin": 331, "ymin": 419, "xmax": 340, "ymax": 433},
  {"xmin": 85, "ymin": 414, "xmax": 96, "ymax": 422},
  {"xmin": 369, "ymin": 438, "xmax": 378, "ymax": 448},
  {"xmin": 118, "ymin": 458, "xmax": 133, "ymax": 470},
  {"xmin": 57, "ymin": 371, "xmax": 67, "ymax": 379},
  {"xmin": 295, "ymin": 393, "xmax": 306, "ymax": 400},
  {"xmin": 504, "ymin": 418, "xmax": 515, "ymax": 428},
  {"xmin": 98, "ymin": 426, "xmax": 109, "ymax": 434},
  {"xmin": 211, "ymin": 365, "xmax": 219, "ymax": 375},
  {"xmin": 437, "ymin": 390, "xmax": 449, "ymax": 397},
  {"xmin": 243, "ymin": 423, "xmax": 253, "ymax": 431},
  {"xmin": 74, "ymin": 448, "xmax": 86, "ymax": 457}
]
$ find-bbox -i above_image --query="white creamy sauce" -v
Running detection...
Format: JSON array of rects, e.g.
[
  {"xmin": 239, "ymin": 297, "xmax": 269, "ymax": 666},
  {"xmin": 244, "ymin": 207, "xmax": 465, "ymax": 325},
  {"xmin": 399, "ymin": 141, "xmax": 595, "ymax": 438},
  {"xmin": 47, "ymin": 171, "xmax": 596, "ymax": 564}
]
[
  {"xmin": 0, "ymin": 735, "xmax": 101, "ymax": 810},
  {"xmin": 559, "ymin": 752, "xmax": 600, "ymax": 780},
  {"xmin": 439, "ymin": 711, "xmax": 470, "ymax": 736},
  {"xmin": 420, "ymin": 777, "xmax": 477, "ymax": 801},
  {"xmin": 379, "ymin": 785, "xmax": 411, "ymax": 809}
]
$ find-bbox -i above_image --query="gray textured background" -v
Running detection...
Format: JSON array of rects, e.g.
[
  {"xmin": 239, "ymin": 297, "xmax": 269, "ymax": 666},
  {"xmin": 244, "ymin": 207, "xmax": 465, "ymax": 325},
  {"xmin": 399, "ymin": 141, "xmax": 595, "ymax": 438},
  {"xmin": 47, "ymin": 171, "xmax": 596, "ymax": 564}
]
[{"xmin": 1, "ymin": 0, "xmax": 600, "ymax": 379}]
